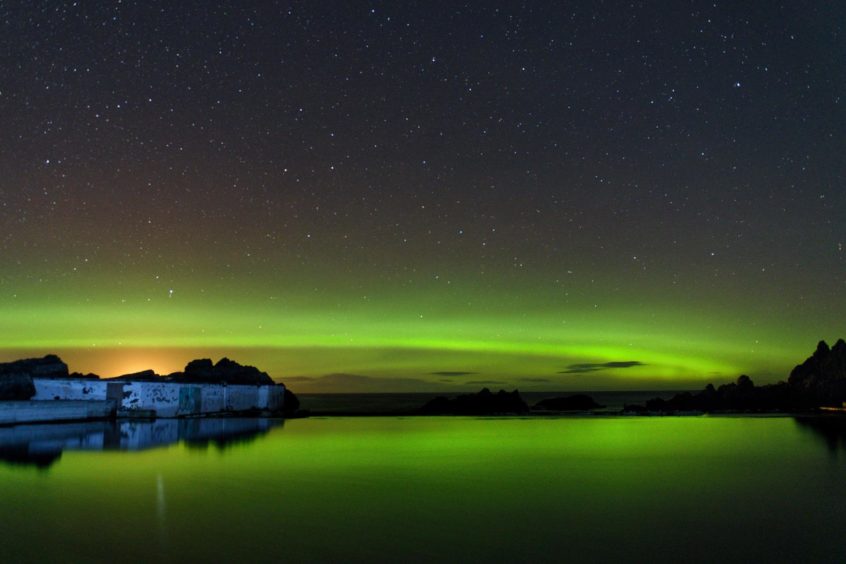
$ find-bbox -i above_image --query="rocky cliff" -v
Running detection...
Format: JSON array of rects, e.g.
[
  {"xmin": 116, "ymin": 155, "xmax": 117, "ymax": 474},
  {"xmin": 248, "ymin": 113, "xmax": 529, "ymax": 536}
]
[
  {"xmin": 0, "ymin": 355, "xmax": 69, "ymax": 400},
  {"xmin": 787, "ymin": 339, "xmax": 846, "ymax": 407}
]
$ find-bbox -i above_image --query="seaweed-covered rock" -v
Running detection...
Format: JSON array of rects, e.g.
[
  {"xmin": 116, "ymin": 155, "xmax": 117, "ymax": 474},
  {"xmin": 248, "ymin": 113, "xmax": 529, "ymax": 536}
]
[{"xmin": 420, "ymin": 388, "xmax": 529, "ymax": 415}]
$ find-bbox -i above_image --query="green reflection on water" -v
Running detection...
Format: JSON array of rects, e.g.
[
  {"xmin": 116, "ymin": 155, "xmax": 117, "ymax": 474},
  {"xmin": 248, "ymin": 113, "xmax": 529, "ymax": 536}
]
[{"xmin": 0, "ymin": 416, "xmax": 844, "ymax": 563}]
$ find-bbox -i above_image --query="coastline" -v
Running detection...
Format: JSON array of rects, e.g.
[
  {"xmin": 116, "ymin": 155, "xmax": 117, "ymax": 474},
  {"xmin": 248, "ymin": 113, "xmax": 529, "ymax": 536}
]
[{"xmin": 297, "ymin": 391, "xmax": 839, "ymax": 418}]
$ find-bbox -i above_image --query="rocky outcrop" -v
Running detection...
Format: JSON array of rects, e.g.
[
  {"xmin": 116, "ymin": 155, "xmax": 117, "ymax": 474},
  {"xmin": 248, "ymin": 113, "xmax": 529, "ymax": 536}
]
[
  {"xmin": 283, "ymin": 388, "xmax": 302, "ymax": 417},
  {"xmin": 534, "ymin": 394, "xmax": 604, "ymax": 411},
  {"xmin": 0, "ymin": 372, "xmax": 36, "ymax": 401},
  {"xmin": 176, "ymin": 358, "xmax": 274, "ymax": 385},
  {"xmin": 69, "ymin": 372, "xmax": 102, "ymax": 380},
  {"xmin": 2, "ymin": 355, "xmax": 68, "ymax": 379},
  {"xmin": 113, "ymin": 369, "xmax": 160, "ymax": 381},
  {"xmin": 420, "ymin": 388, "xmax": 529, "ymax": 415},
  {"xmin": 623, "ymin": 375, "xmax": 792, "ymax": 414},
  {"xmin": 625, "ymin": 340, "xmax": 846, "ymax": 413},
  {"xmin": 787, "ymin": 339, "xmax": 846, "ymax": 407},
  {"xmin": 0, "ymin": 355, "xmax": 69, "ymax": 400}
]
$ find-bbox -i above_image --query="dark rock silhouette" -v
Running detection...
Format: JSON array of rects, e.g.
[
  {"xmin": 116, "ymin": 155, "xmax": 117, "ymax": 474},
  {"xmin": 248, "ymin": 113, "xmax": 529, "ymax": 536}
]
[
  {"xmin": 0, "ymin": 355, "xmax": 69, "ymax": 400},
  {"xmin": 69, "ymin": 372, "xmax": 101, "ymax": 380},
  {"xmin": 534, "ymin": 394, "xmax": 604, "ymax": 411},
  {"xmin": 787, "ymin": 339, "xmax": 846, "ymax": 407},
  {"xmin": 0, "ymin": 372, "xmax": 35, "ymax": 401},
  {"xmin": 113, "ymin": 369, "xmax": 159, "ymax": 381},
  {"xmin": 420, "ymin": 388, "xmax": 529, "ymax": 415},
  {"xmin": 625, "ymin": 339, "xmax": 846, "ymax": 413},
  {"xmin": 283, "ymin": 388, "xmax": 302, "ymax": 417},
  {"xmin": 177, "ymin": 358, "xmax": 274, "ymax": 385},
  {"xmin": 1, "ymin": 355, "xmax": 68, "ymax": 378},
  {"xmin": 623, "ymin": 375, "xmax": 791, "ymax": 414}
]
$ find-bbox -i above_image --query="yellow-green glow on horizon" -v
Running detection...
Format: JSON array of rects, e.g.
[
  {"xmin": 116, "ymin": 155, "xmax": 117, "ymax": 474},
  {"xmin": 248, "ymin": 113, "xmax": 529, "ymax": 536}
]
[{"xmin": 0, "ymin": 286, "xmax": 821, "ymax": 392}]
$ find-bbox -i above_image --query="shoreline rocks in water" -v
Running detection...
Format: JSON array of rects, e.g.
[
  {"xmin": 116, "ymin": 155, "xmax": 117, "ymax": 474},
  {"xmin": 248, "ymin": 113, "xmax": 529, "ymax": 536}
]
[
  {"xmin": 420, "ymin": 388, "xmax": 530, "ymax": 415},
  {"xmin": 534, "ymin": 394, "xmax": 605, "ymax": 412},
  {"xmin": 625, "ymin": 339, "xmax": 846, "ymax": 414}
]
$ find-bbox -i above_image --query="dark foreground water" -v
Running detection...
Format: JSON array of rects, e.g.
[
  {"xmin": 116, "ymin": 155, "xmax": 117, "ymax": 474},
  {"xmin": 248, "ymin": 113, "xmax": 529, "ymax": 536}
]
[{"xmin": 1, "ymin": 415, "xmax": 846, "ymax": 563}]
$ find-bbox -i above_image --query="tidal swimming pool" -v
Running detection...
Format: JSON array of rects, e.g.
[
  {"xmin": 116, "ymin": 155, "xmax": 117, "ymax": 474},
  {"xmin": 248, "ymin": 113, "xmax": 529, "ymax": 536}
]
[{"xmin": 0, "ymin": 415, "xmax": 844, "ymax": 563}]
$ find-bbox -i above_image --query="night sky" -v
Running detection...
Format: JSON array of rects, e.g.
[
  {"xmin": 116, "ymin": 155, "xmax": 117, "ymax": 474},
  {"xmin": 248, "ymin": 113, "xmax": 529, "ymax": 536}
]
[{"xmin": 1, "ymin": 1, "xmax": 844, "ymax": 392}]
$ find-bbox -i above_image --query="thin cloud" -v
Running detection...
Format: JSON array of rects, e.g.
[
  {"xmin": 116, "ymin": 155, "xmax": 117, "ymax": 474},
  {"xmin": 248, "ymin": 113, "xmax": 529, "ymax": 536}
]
[
  {"xmin": 285, "ymin": 376, "xmax": 316, "ymax": 382},
  {"xmin": 429, "ymin": 371, "xmax": 478, "ymax": 376},
  {"xmin": 559, "ymin": 361, "xmax": 645, "ymax": 374}
]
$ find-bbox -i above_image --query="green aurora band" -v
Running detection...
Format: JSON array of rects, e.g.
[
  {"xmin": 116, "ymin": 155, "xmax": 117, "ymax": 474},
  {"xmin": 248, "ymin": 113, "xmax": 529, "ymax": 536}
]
[{"xmin": 0, "ymin": 261, "xmax": 834, "ymax": 391}]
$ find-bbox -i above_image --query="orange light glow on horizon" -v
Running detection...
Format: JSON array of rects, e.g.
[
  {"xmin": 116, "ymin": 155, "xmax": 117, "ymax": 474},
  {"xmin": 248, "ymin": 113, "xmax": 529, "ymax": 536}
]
[{"xmin": 53, "ymin": 348, "xmax": 188, "ymax": 379}]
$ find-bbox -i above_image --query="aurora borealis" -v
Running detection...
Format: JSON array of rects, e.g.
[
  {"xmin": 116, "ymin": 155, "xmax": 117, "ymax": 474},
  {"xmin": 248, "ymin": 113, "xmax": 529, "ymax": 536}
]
[{"xmin": 1, "ymin": 2, "xmax": 843, "ymax": 391}]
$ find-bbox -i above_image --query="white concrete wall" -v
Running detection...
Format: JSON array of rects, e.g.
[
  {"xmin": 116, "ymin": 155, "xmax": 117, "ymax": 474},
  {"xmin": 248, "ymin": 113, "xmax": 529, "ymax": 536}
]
[
  {"xmin": 0, "ymin": 401, "xmax": 114, "ymax": 425},
  {"xmin": 225, "ymin": 385, "xmax": 261, "ymax": 412},
  {"xmin": 31, "ymin": 378, "xmax": 286, "ymax": 418},
  {"xmin": 121, "ymin": 382, "xmax": 184, "ymax": 417},
  {"xmin": 201, "ymin": 386, "xmax": 225, "ymax": 413},
  {"xmin": 32, "ymin": 379, "xmax": 107, "ymax": 401},
  {"xmin": 260, "ymin": 385, "xmax": 285, "ymax": 412}
]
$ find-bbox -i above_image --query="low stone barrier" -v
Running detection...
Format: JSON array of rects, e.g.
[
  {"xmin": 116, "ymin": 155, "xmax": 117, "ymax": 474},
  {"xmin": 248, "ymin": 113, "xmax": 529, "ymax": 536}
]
[{"xmin": 31, "ymin": 378, "xmax": 285, "ymax": 418}]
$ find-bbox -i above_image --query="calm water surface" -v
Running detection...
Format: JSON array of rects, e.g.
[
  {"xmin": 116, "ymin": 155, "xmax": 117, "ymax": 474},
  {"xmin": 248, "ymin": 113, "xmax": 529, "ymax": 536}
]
[
  {"xmin": 297, "ymin": 390, "xmax": 680, "ymax": 413},
  {"xmin": 1, "ymin": 416, "xmax": 845, "ymax": 563}
]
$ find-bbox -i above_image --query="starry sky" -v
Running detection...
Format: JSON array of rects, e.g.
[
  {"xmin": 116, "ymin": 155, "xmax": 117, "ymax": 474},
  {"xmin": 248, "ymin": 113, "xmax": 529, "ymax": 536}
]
[{"xmin": 1, "ymin": 1, "xmax": 844, "ymax": 392}]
